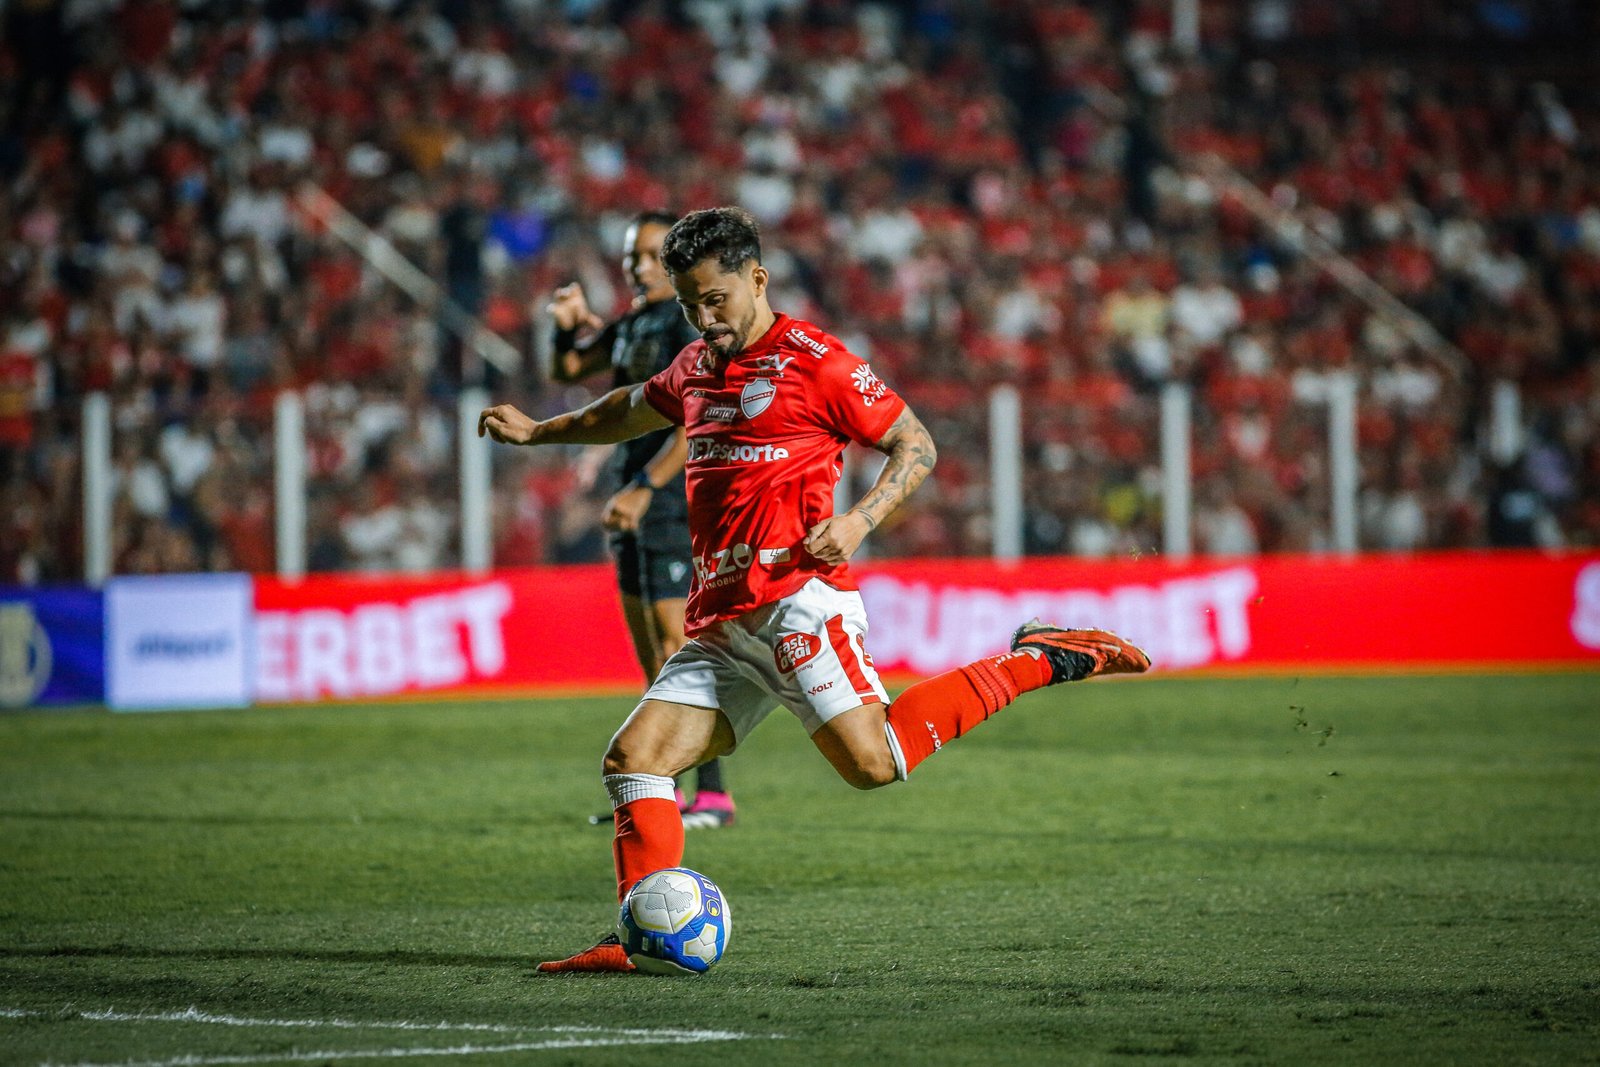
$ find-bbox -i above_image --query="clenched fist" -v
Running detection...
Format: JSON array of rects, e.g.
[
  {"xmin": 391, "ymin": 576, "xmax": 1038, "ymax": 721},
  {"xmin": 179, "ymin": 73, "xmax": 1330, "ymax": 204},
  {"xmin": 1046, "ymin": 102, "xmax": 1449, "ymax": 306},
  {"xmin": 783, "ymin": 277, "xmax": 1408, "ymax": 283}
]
[
  {"xmin": 547, "ymin": 283, "xmax": 604, "ymax": 333},
  {"xmin": 803, "ymin": 511, "xmax": 873, "ymax": 565}
]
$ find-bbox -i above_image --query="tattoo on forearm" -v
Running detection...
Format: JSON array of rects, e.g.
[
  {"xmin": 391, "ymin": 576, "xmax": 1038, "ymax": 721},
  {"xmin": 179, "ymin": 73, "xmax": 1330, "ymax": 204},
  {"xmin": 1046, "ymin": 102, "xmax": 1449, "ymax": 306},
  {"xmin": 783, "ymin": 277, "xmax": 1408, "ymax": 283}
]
[{"xmin": 850, "ymin": 409, "xmax": 937, "ymax": 530}]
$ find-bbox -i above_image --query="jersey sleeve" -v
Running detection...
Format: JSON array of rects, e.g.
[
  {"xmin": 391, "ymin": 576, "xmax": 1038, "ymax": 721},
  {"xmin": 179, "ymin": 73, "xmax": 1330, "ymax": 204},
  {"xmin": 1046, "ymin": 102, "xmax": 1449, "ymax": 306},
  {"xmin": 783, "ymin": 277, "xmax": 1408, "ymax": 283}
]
[
  {"xmin": 812, "ymin": 346, "xmax": 907, "ymax": 447},
  {"xmin": 642, "ymin": 344, "xmax": 693, "ymax": 425}
]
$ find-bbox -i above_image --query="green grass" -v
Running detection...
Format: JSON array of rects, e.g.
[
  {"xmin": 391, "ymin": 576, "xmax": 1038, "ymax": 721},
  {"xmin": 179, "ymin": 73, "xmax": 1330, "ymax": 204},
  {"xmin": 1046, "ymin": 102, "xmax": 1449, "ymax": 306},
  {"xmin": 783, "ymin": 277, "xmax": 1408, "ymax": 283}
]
[{"xmin": 2, "ymin": 673, "xmax": 1597, "ymax": 1066}]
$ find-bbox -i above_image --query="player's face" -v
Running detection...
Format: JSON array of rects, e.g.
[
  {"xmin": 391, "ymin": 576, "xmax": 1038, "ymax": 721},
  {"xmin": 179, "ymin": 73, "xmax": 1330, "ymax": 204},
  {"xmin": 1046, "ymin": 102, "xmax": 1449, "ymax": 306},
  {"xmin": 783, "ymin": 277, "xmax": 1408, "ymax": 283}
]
[
  {"xmin": 622, "ymin": 222, "xmax": 673, "ymax": 302},
  {"xmin": 673, "ymin": 257, "xmax": 770, "ymax": 362}
]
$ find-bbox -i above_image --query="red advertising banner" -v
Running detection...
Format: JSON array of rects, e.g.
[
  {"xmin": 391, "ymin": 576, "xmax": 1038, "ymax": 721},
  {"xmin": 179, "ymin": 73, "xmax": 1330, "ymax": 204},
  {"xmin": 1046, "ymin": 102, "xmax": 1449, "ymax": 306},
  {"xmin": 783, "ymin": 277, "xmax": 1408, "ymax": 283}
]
[
  {"xmin": 253, "ymin": 569, "xmax": 640, "ymax": 701},
  {"xmin": 253, "ymin": 552, "xmax": 1600, "ymax": 703},
  {"xmin": 854, "ymin": 552, "xmax": 1600, "ymax": 676}
]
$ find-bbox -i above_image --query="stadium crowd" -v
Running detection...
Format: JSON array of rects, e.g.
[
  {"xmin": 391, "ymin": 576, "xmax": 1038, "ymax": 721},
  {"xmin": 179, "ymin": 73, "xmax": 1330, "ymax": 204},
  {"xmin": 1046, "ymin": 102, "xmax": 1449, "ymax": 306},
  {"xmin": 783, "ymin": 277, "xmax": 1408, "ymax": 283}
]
[{"xmin": 1, "ymin": 0, "xmax": 1596, "ymax": 582}]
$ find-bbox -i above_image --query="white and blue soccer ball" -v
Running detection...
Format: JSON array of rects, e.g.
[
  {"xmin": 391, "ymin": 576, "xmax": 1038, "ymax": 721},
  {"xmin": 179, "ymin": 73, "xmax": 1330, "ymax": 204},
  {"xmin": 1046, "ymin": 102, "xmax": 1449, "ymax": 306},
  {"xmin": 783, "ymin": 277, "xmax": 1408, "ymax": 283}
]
[{"xmin": 617, "ymin": 867, "xmax": 731, "ymax": 976}]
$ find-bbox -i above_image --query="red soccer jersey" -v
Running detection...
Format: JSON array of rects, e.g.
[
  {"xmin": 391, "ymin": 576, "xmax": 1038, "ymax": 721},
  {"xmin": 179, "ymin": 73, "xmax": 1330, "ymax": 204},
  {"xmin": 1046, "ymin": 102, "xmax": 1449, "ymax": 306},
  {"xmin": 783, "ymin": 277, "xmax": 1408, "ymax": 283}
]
[{"xmin": 643, "ymin": 313, "xmax": 906, "ymax": 634}]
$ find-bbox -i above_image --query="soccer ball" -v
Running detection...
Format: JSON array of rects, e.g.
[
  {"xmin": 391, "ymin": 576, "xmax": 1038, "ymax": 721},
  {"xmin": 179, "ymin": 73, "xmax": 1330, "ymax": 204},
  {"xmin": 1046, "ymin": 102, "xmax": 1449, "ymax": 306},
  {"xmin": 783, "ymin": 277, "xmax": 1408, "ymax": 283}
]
[{"xmin": 617, "ymin": 867, "xmax": 731, "ymax": 975}]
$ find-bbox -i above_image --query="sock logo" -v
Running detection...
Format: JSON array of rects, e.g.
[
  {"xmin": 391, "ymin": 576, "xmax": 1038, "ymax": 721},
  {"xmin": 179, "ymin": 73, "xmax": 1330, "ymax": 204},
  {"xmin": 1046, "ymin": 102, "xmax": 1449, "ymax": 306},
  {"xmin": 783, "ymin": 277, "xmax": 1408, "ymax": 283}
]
[{"xmin": 925, "ymin": 721, "xmax": 942, "ymax": 751}]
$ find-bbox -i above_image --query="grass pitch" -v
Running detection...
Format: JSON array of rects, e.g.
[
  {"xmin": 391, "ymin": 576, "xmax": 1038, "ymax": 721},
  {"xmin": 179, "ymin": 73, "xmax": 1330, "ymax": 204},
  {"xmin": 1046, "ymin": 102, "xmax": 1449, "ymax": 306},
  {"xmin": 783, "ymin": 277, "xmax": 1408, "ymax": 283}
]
[{"xmin": 2, "ymin": 673, "xmax": 1597, "ymax": 1066}]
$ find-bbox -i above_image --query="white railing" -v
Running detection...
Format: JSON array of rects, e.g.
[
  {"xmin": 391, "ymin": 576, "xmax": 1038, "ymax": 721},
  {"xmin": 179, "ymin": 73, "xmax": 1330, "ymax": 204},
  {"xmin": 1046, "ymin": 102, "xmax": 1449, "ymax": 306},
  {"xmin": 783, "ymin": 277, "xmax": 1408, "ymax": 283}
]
[{"xmin": 80, "ymin": 380, "xmax": 1378, "ymax": 579}]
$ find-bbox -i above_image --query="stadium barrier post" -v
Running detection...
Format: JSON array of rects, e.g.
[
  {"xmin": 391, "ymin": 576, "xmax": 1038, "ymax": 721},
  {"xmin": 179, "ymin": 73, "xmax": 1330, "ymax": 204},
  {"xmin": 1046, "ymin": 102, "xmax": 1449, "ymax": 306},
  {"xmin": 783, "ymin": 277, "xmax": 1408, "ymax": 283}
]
[
  {"xmin": 1329, "ymin": 370, "xmax": 1360, "ymax": 554},
  {"xmin": 989, "ymin": 384, "xmax": 1023, "ymax": 562},
  {"xmin": 82, "ymin": 391, "xmax": 112, "ymax": 586},
  {"xmin": 1161, "ymin": 380, "xmax": 1193, "ymax": 560},
  {"xmin": 460, "ymin": 385, "xmax": 492, "ymax": 575},
  {"xmin": 274, "ymin": 390, "xmax": 306, "ymax": 580}
]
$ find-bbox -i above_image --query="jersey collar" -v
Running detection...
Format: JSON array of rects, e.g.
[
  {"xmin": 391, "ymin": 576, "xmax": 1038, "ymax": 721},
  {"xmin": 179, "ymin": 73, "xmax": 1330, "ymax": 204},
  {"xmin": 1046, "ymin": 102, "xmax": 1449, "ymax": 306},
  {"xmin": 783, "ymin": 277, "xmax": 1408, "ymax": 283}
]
[{"xmin": 732, "ymin": 312, "xmax": 790, "ymax": 365}]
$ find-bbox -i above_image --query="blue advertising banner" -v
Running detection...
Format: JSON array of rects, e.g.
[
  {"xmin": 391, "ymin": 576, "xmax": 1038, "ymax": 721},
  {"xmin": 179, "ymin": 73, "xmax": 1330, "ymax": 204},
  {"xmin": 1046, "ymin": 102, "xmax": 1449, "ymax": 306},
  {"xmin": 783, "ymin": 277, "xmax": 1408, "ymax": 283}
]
[{"xmin": 0, "ymin": 587, "xmax": 106, "ymax": 709}]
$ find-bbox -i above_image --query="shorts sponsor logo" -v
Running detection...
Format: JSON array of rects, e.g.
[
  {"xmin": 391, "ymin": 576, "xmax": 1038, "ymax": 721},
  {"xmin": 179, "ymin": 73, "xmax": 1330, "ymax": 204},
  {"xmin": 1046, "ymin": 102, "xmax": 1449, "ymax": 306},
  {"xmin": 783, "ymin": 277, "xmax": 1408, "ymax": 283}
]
[
  {"xmin": 807, "ymin": 680, "xmax": 834, "ymax": 695},
  {"xmin": 774, "ymin": 632, "xmax": 821, "ymax": 674},
  {"xmin": 687, "ymin": 438, "xmax": 790, "ymax": 464},
  {"xmin": 787, "ymin": 328, "xmax": 828, "ymax": 357},
  {"xmin": 740, "ymin": 377, "xmax": 776, "ymax": 418}
]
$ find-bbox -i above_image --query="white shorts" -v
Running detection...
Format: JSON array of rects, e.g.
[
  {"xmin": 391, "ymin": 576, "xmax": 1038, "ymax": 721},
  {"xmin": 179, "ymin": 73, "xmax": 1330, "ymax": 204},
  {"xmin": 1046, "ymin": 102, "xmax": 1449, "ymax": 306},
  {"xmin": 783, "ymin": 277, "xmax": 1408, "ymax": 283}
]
[{"xmin": 642, "ymin": 578, "xmax": 890, "ymax": 749}]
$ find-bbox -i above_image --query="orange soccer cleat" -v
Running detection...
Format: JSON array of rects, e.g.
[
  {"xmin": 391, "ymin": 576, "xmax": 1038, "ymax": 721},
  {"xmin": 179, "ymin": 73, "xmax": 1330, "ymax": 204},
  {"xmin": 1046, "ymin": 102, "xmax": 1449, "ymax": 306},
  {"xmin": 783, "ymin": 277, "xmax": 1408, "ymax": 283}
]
[
  {"xmin": 536, "ymin": 934, "xmax": 636, "ymax": 974},
  {"xmin": 1009, "ymin": 619, "xmax": 1151, "ymax": 683}
]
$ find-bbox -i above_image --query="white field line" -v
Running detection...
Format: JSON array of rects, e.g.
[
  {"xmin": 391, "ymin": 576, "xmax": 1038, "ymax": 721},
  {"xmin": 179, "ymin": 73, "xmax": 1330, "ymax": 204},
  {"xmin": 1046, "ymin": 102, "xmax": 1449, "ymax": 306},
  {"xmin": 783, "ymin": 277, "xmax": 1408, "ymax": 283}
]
[
  {"xmin": 44, "ymin": 1032, "xmax": 754, "ymax": 1067},
  {"xmin": 1, "ymin": 1006, "xmax": 763, "ymax": 1041},
  {"xmin": 1, "ymin": 1005, "xmax": 782, "ymax": 1067}
]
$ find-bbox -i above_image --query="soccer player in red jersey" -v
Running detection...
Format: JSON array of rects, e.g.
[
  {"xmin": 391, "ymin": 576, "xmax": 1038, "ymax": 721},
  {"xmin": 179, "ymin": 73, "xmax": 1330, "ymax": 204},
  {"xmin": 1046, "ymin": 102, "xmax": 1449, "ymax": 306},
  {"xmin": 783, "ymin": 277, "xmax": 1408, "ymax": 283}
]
[{"xmin": 480, "ymin": 208, "xmax": 1149, "ymax": 973}]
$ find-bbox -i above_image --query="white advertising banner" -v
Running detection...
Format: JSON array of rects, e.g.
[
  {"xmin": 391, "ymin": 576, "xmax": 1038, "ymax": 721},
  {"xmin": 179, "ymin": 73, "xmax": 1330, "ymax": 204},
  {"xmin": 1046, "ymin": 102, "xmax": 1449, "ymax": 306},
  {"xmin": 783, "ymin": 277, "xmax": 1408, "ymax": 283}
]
[{"xmin": 106, "ymin": 573, "xmax": 253, "ymax": 710}]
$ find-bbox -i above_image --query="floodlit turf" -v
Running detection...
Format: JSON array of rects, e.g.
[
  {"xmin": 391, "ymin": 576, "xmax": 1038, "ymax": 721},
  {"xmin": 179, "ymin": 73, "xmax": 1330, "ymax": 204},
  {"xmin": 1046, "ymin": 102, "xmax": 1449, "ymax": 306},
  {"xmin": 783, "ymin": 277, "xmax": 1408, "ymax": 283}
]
[{"xmin": 2, "ymin": 673, "xmax": 1597, "ymax": 1066}]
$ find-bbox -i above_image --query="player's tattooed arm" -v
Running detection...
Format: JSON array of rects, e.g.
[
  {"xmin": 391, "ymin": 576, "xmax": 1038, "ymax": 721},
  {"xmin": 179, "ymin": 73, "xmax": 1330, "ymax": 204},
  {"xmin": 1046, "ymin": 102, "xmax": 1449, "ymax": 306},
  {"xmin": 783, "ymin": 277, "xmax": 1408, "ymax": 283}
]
[
  {"xmin": 478, "ymin": 385, "xmax": 671, "ymax": 447},
  {"xmin": 853, "ymin": 406, "xmax": 938, "ymax": 530},
  {"xmin": 803, "ymin": 406, "xmax": 937, "ymax": 565}
]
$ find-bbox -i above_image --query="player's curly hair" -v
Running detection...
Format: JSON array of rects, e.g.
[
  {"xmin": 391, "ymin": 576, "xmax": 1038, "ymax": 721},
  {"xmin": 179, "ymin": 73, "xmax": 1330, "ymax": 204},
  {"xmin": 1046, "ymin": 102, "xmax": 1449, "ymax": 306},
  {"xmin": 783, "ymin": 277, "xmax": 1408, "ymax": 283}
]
[{"xmin": 661, "ymin": 207, "xmax": 762, "ymax": 275}]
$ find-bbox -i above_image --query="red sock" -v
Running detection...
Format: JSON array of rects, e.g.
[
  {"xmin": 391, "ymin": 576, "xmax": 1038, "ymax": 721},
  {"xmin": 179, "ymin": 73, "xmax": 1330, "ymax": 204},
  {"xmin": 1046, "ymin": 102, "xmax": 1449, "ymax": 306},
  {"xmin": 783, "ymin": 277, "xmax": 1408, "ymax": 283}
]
[
  {"xmin": 886, "ymin": 650, "xmax": 1053, "ymax": 775},
  {"xmin": 612, "ymin": 797, "xmax": 684, "ymax": 902}
]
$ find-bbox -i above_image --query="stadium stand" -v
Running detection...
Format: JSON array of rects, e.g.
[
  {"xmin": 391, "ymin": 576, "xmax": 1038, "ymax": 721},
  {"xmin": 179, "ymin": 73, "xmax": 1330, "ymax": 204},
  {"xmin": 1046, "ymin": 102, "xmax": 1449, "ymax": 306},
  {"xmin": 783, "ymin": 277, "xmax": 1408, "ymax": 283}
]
[{"xmin": 1, "ymin": 0, "xmax": 1596, "ymax": 582}]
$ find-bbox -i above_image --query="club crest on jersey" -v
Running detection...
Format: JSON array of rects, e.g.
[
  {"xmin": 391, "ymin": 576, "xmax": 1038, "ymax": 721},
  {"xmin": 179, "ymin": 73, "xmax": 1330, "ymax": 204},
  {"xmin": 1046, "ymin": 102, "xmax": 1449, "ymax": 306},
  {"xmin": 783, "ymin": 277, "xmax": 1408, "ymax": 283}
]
[
  {"xmin": 774, "ymin": 632, "xmax": 821, "ymax": 674},
  {"xmin": 740, "ymin": 377, "xmax": 777, "ymax": 419}
]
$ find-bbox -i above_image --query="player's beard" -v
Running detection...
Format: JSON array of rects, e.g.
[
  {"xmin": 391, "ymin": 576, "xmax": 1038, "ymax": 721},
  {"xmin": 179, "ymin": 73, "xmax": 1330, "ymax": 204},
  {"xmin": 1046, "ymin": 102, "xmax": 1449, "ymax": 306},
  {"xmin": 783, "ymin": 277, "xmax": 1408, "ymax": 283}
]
[{"xmin": 703, "ymin": 309, "xmax": 756, "ymax": 361}]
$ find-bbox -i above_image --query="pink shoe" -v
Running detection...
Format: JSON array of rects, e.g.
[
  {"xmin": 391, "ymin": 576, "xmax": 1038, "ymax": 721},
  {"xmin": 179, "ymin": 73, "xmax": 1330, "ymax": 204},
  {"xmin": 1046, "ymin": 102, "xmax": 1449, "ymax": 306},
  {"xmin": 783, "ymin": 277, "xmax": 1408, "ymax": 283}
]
[{"xmin": 681, "ymin": 791, "xmax": 735, "ymax": 830}]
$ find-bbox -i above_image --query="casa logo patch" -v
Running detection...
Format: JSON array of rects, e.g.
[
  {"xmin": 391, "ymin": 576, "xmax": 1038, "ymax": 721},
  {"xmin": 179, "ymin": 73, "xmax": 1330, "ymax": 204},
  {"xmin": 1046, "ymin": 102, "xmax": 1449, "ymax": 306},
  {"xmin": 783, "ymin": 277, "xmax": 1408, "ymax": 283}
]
[
  {"xmin": 773, "ymin": 632, "xmax": 821, "ymax": 674},
  {"xmin": 740, "ymin": 377, "xmax": 777, "ymax": 419}
]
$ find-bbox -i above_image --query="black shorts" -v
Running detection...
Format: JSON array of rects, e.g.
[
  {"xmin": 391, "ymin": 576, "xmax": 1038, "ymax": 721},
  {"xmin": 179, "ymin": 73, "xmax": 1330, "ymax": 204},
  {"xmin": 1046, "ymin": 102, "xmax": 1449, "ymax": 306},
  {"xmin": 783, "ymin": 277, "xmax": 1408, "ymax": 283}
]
[{"xmin": 610, "ymin": 524, "xmax": 693, "ymax": 603}]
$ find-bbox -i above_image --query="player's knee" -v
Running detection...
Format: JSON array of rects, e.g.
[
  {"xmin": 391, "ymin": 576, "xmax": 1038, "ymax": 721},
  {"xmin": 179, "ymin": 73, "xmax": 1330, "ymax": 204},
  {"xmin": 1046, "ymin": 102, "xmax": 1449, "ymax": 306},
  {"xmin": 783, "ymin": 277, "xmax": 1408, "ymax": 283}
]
[
  {"xmin": 839, "ymin": 753, "xmax": 899, "ymax": 791},
  {"xmin": 601, "ymin": 738, "xmax": 643, "ymax": 778},
  {"xmin": 602, "ymin": 730, "xmax": 682, "ymax": 779}
]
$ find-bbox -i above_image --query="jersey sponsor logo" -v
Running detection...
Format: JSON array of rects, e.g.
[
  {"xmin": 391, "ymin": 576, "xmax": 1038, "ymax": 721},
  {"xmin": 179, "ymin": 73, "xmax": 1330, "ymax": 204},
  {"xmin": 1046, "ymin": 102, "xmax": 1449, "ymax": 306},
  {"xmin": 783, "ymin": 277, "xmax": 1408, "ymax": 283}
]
[
  {"xmin": 787, "ymin": 328, "xmax": 829, "ymax": 357},
  {"xmin": 687, "ymin": 438, "xmax": 791, "ymax": 464},
  {"xmin": 693, "ymin": 543, "xmax": 754, "ymax": 588},
  {"xmin": 774, "ymin": 631, "xmax": 821, "ymax": 674},
  {"xmin": 758, "ymin": 547, "xmax": 791, "ymax": 565},
  {"xmin": 740, "ymin": 376, "xmax": 776, "ymax": 418},
  {"xmin": 704, "ymin": 403, "xmax": 738, "ymax": 422},
  {"xmin": 756, "ymin": 353, "xmax": 797, "ymax": 376},
  {"xmin": 851, "ymin": 364, "xmax": 889, "ymax": 406}
]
